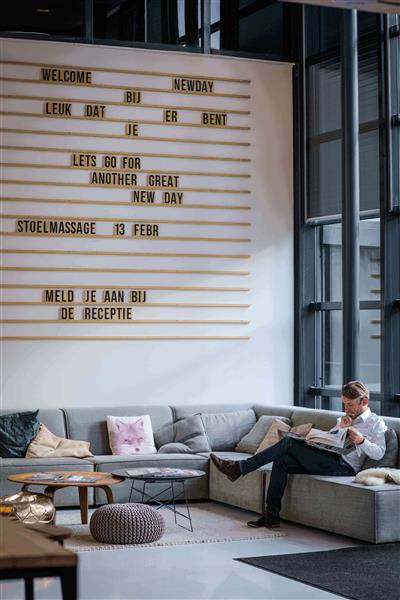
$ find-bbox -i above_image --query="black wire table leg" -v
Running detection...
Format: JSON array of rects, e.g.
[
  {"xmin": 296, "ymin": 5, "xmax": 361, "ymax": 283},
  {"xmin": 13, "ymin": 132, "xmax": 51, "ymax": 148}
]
[
  {"xmin": 142, "ymin": 481, "xmax": 146, "ymax": 502},
  {"xmin": 128, "ymin": 479, "xmax": 134, "ymax": 503},
  {"xmin": 115, "ymin": 472, "xmax": 205, "ymax": 532},
  {"xmin": 171, "ymin": 481, "xmax": 177, "ymax": 524},
  {"xmin": 182, "ymin": 481, "xmax": 193, "ymax": 533}
]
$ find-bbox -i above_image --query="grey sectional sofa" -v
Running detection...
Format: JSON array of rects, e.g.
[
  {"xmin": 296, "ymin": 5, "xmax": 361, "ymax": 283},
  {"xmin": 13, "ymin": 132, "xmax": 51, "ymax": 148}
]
[{"xmin": 1, "ymin": 403, "xmax": 399, "ymax": 544}]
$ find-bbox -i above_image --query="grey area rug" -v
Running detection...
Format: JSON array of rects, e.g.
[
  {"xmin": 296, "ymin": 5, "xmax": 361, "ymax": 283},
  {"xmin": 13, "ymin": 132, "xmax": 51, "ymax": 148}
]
[
  {"xmin": 237, "ymin": 543, "xmax": 400, "ymax": 600},
  {"xmin": 56, "ymin": 502, "xmax": 285, "ymax": 551}
]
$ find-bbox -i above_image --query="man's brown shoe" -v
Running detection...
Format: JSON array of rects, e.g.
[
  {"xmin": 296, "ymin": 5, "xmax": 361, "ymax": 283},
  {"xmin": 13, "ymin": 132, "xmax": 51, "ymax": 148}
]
[
  {"xmin": 210, "ymin": 453, "xmax": 242, "ymax": 482},
  {"xmin": 247, "ymin": 512, "xmax": 280, "ymax": 528}
]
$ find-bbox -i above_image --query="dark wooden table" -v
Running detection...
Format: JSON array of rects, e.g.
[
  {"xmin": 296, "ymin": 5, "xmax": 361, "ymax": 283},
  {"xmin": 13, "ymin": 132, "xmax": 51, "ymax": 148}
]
[
  {"xmin": 0, "ymin": 517, "xmax": 77, "ymax": 600},
  {"xmin": 24, "ymin": 522, "xmax": 72, "ymax": 546}
]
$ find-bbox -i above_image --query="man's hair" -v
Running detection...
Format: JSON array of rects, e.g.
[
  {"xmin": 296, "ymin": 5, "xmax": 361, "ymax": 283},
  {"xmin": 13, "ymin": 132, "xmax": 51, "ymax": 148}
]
[{"xmin": 342, "ymin": 381, "xmax": 369, "ymax": 402}]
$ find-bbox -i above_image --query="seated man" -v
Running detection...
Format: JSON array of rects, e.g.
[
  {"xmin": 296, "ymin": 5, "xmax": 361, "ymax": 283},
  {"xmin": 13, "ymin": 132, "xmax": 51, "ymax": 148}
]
[{"xmin": 211, "ymin": 381, "xmax": 387, "ymax": 529}]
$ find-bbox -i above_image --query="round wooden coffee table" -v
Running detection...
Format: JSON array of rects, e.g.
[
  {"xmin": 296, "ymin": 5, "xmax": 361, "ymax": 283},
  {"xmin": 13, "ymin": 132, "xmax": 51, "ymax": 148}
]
[{"xmin": 8, "ymin": 471, "xmax": 123, "ymax": 524}]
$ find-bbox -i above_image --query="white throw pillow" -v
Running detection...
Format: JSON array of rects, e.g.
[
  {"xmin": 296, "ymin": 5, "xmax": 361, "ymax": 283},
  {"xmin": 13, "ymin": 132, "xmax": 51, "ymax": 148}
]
[{"xmin": 107, "ymin": 415, "xmax": 156, "ymax": 455}]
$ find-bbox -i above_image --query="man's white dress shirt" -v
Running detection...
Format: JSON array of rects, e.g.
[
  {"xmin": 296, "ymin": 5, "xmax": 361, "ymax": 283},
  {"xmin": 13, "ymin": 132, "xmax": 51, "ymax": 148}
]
[{"xmin": 332, "ymin": 408, "xmax": 387, "ymax": 473}]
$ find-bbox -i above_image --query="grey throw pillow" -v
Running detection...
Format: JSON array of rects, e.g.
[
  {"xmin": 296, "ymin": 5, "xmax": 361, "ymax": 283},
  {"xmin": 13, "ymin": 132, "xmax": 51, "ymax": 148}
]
[
  {"xmin": 235, "ymin": 415, "xmax": 291, "ymax": 454},
  {"xmin": 154, "ymin": 423, "xmax": 174, "ymax": 449},
  {"xmin": 362, "ymin": 428, "xmax": 399, "ymax": 470},
  {"xmin": 157, "ymin": 414, "xmax": 211, "ymax": 454},
  {"xmin": 157, "ymin": 442, "xmax": 194, "ymax": 454},
  {"xmin": 201, "ymin": 409, "xmax": 256, "ymax": 451}
]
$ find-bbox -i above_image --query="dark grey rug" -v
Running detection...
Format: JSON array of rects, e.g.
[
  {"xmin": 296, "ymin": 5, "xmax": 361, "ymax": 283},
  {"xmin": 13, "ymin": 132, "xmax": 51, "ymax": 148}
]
[{"xmin": 236, "ymin": 543, "xmax": 400, "ymax": 600}]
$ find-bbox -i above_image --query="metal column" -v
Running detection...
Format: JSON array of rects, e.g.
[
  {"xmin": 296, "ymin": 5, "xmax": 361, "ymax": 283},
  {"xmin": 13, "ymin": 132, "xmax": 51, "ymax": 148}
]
[
  {"xmin": 201, "ymin": 0, "xmax": 211, "ymax": 53},
  {"xmin": 341, "ymin": 9, "xmax": 360, "ymax": 384}
]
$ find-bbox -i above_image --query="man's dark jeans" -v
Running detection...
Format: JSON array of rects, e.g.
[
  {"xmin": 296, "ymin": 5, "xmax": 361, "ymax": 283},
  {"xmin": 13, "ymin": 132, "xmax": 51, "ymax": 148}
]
[{"xmin": 240, "ymin": 436, "xmax": 355, "ymax": 516}]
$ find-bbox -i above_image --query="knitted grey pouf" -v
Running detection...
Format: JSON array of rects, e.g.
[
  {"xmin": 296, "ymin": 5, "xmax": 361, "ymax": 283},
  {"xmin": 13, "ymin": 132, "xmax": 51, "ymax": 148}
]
[{"xmin": 90, "ymin": 503, "xmax": 165, "ymax": 545}]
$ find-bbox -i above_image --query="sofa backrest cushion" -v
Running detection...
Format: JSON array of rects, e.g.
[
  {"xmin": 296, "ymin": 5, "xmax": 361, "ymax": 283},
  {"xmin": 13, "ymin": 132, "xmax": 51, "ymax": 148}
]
[
  {"xmin": 381, "ymin": 417, "xmax": 400, "ymax": 467},
  {"xmin": 63, "ymin": 406, "xmax": 173, "ymax": 455},
  {"xmin": 290, "ymin": 407, "xmax": 341, "ymax": 430},
  {"xmin": 362, "ymin": 428, "xmax": 399, "ymax": 470},
  {"xmin": 0, "ymin": 409, "xmax": 66, "ymax": 439},
  {"xmin": 235, "ymin": 415, "xmax": 291, "ymax": 454},
  {"xmin": 253, "ymin": 404, "xmax": 294, "ymax": 421},
  {"xmin": 171, "ymin": 403, "xmax": 254, "ymax": 421},
  {"xmin": 201, "ymin": 409, "xmax": 256, "ymax": 451}
]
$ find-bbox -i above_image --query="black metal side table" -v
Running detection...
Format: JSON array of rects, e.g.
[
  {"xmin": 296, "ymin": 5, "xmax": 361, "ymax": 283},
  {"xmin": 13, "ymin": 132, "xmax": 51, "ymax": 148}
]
[{"xmin": 112, "ymin": 468, "xmax": 206, "ymax": 532}]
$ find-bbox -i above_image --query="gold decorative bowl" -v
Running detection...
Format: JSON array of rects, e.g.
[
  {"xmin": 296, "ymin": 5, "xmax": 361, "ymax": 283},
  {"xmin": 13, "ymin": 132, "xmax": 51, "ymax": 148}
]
[{"xmin": 0, "ymin": 490, "xmax": 55, "ymax": 524}]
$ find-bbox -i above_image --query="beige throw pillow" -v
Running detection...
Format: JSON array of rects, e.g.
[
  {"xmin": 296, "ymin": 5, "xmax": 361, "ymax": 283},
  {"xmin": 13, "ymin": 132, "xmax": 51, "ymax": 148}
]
[
  {"xmin": 256, "ymin": 420, "xmax": 313, "ymax": 454},
  {"xmin": 26, "ymin": 423, "xmax": 93, "ymax": 458}
]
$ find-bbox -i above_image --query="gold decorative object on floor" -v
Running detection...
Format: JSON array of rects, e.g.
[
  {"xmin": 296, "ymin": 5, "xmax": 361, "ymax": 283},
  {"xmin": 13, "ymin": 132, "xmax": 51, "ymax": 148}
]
[{"xmin": 0, "ymin": 490, "xmax": 56, "ymax": 524}]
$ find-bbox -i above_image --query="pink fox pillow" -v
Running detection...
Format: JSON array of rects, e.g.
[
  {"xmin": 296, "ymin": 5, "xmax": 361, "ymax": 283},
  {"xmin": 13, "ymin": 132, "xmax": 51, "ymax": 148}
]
[{"xmin": 107, "ymin": 415, "xmax": 156, "ymax": 455}]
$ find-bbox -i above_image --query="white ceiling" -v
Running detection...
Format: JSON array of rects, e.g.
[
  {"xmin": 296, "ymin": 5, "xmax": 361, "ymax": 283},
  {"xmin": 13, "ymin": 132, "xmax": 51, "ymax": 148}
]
[{"xmin": 282, "ymin": 0, "xmax": 400, "ymax": 14}]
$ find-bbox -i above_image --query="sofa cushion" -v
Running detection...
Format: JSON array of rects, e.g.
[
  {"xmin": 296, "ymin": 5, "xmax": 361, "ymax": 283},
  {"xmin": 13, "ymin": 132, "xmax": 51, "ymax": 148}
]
[
  {"xmin": 199, "ymin": 451, "xmax": 253, "ymax": 460},
  {"xmin": 172, "ymin": 403, "xmax": 254, "ymax": 421},
  {"xmin": 26, "ymin": 423, "xmax": 93, "ymax": 458},
  {"xmin": 86, "ymin": 453, "xmax": 207, "ymax": 468},
  {"xmin": 381, "ymin": 417, "xmax": 400, "ymax": 460},
  {"xmin": 235, "ymin": 416, "xmax": 291, "ymax": 454},
  {"xmin": 200, "ymin": 410, "xmax": 256, "ymax": 451},
  {"xmin": 158, "ymin": 414, "xmax": 211, "ymax": 454},
  {"xmin": 278, "ymin": 472, "xmax": 400, "ymax": 544},
  {"xmin": 0, "ymin": 409, "xmax": 67, "ymax": 439},
  {"xmin": 63, "ymin": 406, "xmax": 173, "ymax": 455},
  {"xmin": 290, "ymin": 407, "xmax": 341, "ymax": 430},
  {"xmin": 0, "ymin": 457, "xmax": 94, "ymax": 468},
  {"xmin": 158, "ymin": 443, "xmax": 194, "ymax": 454},
  {"xmin": 362, "ymin": 429, "xmax": 399, "ymax": 470},
  {"xmin": 0, "ymin": 411, "xmax": 40, "ymax": 458},
  {"xmin": 107, "ymin": 415, "xmax": 156, "ymax": 455},
  {"xmin": 253, "ymin": 404, "xmax": 294, "ymax": 421},
  {"xmin": 176, "ymin": 414, "xmax": 211, "ymax": 452},
  {"xmin": 209, "ymin": 451, "xmax": 271, "ymax": 514},
  {"xmin": 153, "ymin": 423, "xmax": 175, "ymax": 449},
  {"xmin": 256, "ymin": 420, "xmax": 313, "ymax": 453}
]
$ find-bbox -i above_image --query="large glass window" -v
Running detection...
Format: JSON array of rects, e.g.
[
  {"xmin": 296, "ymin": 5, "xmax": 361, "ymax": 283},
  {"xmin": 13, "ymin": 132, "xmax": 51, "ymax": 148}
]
[
  {"xmin": 306, "ymin": 15, "xmax": 381, "ymax": 220},
  {"xmin": 0, "ymin": 0, "xmax": 85, "ymax": 39},
  {"xmin": 211, "ymin": 0, "xmax": 287, "ymax": 58},
  {"xmin": 94, "ymin": 0, "xmax": 146, "ymax": 43},
  {"xmin": 297, "ymin": 8, "xmax": 400, "ymax": 416},
  {"xmin": 146, "ymin": 0, "xmax": 201, "ymax": 47},
  {"xmin": 93, "ymin": 0, "xmax": 201, "ymax": 47},
  {"xmin": 0, "ymin": 0, "xmax": 297, "ymax": 57},
  {"xmin": 317, "ymin": 220, "xmax": 381, "ymax": 393}
]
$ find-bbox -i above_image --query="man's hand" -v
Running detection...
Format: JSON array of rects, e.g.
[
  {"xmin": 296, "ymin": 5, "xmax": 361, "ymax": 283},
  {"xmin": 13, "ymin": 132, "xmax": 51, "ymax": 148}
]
[
  {"xmin": 339, "ymin": 415, "xmax": 353, "ymax": 428},
  {"xmin": 347, "ymin": 427, "xmax": 364, "ymax": 445}
]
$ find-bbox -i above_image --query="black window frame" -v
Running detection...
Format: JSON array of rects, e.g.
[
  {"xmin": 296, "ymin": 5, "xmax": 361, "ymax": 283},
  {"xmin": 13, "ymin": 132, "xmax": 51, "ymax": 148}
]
[
  {"xmin": 0, "ymin": 0, "xmax": 298, "ymax": 61},
  {"xmin": 294, "ymin": 8, "xmax": 400, "ymax": 416}
]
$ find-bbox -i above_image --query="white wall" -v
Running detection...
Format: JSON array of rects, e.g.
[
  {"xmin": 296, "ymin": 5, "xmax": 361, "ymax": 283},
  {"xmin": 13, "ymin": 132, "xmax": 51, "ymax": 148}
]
[{"xmin": 0, "ymin": 39, "xmax": 293, "ymax": 409}]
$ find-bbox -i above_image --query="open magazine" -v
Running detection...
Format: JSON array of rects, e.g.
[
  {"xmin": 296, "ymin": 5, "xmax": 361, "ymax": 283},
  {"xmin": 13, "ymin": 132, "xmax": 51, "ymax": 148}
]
[
  {"xmin": 27, "ymin": 473, "xmax": 98, "ymax": 483},
  {"xmin": 126, "ymin": 467, "xmax": 199, "ymax": 478},
  {"xmin": 283, "ymin": 426, "xmax": 356, "ymax": 455}
]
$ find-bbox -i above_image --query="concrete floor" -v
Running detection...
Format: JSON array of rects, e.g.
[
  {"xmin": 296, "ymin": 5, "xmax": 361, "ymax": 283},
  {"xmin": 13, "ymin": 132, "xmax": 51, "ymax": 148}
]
[{"xmin": 1, "ymin": 511, "xmax": 359, "ymax": 600}]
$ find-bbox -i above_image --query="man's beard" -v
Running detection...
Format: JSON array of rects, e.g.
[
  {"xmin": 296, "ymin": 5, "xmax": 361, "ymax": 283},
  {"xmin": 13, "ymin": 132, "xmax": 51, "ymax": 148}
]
[{"xmin": 347, "ymin": 405, "xmax": 363, "ymax": 419}]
